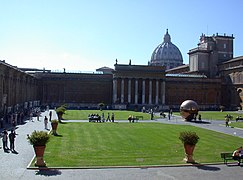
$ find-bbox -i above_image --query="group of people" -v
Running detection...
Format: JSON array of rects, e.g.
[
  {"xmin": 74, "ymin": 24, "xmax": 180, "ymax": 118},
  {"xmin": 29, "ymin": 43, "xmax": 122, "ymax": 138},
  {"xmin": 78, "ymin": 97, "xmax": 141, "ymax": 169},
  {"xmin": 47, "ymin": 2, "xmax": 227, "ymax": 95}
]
[
  {"xmin": 88, "ymin": 112, "xmax": 115, "ymax": 123},
  {"xmin": 1, "ymin": 128, "xmax": 17, "ymax": 153},
  {"xmin": 128, "ymin": 115, "xmax": 138, "ymax": 123},
  {"xmin": 0, "ymin": 107, "xmax": 45, "ymax": 130},
  {"xmin": 159, "ymin": 109, "xmax": 174, "ymax": 120}
]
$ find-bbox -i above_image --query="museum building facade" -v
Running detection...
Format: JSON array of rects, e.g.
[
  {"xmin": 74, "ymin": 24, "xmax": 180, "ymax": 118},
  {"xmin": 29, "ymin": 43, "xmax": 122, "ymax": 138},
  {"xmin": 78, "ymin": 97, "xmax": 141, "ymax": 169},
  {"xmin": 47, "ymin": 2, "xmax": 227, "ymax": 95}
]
[{"xmin": 1, "ymin": 31, "xmax": 243, "ymax": 118}]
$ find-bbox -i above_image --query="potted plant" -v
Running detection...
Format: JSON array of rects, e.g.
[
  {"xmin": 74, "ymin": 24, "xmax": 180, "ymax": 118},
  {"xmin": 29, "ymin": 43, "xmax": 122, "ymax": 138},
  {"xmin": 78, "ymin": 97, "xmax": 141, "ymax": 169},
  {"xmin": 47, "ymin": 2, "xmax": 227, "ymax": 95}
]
[
  {"xmin": 27, "ymin": 130, "xmax": 50, "ymax": 167},
  {"xmin": 51, "ymin": 119, "xmax": 59, "ymax": 136},
  {"xmin": 179, "ymin": 131, "xmax": 199, "ymax": 163}
]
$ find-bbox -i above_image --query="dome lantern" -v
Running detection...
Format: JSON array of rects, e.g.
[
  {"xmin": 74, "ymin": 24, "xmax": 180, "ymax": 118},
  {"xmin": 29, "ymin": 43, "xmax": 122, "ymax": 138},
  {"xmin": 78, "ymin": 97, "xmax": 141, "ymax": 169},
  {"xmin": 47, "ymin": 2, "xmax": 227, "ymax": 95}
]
[{"xmin": 163, "ymin": 29, "xmax": 171, "ymax": 43}]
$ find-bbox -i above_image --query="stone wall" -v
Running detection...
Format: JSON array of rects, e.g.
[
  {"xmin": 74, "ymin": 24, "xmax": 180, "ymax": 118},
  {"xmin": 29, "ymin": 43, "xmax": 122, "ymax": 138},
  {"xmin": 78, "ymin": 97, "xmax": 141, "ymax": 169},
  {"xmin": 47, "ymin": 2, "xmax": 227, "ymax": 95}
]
[{"xmin": 0, "ymin": 61, "xmax": 38, "ymax": 114}]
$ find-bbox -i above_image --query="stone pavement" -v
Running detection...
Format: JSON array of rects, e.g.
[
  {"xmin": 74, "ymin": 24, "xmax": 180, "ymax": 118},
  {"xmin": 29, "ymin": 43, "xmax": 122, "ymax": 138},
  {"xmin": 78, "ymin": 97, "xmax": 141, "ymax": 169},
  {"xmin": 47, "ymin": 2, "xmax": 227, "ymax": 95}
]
[
  {"xmin": 0, "ymin": 111, "xmax": 243, "ymax": 180},
  {"xmin": 0, "ymin": 110, "xmax": 56, "ymax": 180},
  {"xmin": 155, "ymin": 114, "xmax": 243, "ymax": 138}
]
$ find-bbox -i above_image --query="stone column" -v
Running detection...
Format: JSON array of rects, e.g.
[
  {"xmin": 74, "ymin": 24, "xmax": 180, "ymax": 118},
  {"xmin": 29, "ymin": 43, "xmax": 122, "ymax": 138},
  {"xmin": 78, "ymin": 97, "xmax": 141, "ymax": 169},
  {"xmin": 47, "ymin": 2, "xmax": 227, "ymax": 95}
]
[
  {"xmin": 121, "ymin": 79, "xmax": 124, "ymax": 103},
  {"xmin": 0, "ymin": 75, "xmax": 2, "ymax": 111},
  {"xmin": 135, "ymin": 79, "xmax": 138, "ymax": 104},
  {"xmin": 155, "ymin": 80, "xmax": 159, "ymax": 104},
  {"xmin": 113, "ymin": 79, "xmax": 117, "ymax": 103},
  {"xmin": 162, "ymin": 81, "xmax": 165, "ymax": 104},
  {"xmin": 8, "ymin": 76, "xmax": 12, "ymax": 105},
  {"xmin": 142, "ymin": 79, "xmax": 145, "ymax": 104},
  {"xmin": 149, "ymin": 80, "xmax": 152, "ymax": 104},
  {"xmin": 128, "ymin": 79, "xmax": 131, "ymax": 103}
]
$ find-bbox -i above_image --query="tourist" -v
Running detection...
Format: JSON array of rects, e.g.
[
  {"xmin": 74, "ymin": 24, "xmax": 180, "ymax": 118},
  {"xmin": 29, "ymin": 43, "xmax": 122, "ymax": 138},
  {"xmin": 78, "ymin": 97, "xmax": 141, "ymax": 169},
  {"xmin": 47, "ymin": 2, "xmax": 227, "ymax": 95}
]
[
  {"xmin": 44, "ymin": 116, "xmax": 48, "ymax": 129},
  {"xmin": 198, "ymin": 114, "xmax": 202, "ymax": 121},
  {"xmin": 30, "ymin": 112, "xmax": 33, "ymax": 122},
  {"xmin": 106, "ymin": 113, "xmax": 111, "ymax": 122},
  {"xmin": 128, "ymin": 115, "xmax": 131, "ymax": 122},
  {"xmin": 150, "ymin": 109, "xmax": 154, "ymax": 120},
  {"xmin": 101, "ymin": 113, "xmax": 105, "ymax": 122},
  {"xmin": 170, "ymin": 109, "xmax": 173, "ymax": 116},
  {"xmin": 37, "ymin": 111, "xmax": 40, "ymax": 121},
  {"xmin": 9, "ymin": 129, "xmax": 16, "ymax": 152},
  {"xmin": 232, "ymin": 146, "xmax": 243, "ymax": 165},
  {"xmin": 49, "ymin": 111, "xmax": 52, "ymax": 122},
  {"xmin": 0, "ymin": 117, "xmax": 3, "ymax": 128},
  {"xmin": 111, "ymin": 113, "xmax": 115, "ymax": 122},
  {"xmin": 225, "ymin": 115, "xmax": 230, "ymax": 127},
  {"xmin": 2, "ymin": 129, "xmax": 9, "ymax": 151},
  {"xmin": 12, "ymin": 118, "xmax": 16, "ymax": 128}
]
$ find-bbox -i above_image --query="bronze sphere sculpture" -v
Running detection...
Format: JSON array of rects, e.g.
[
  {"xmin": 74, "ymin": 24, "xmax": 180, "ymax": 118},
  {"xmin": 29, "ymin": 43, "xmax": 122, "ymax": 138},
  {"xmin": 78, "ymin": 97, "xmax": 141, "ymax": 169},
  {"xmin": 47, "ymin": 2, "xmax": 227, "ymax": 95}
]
[{"xmin": 180, "ymin": 100, "xmax": 199, "ymax": 121}]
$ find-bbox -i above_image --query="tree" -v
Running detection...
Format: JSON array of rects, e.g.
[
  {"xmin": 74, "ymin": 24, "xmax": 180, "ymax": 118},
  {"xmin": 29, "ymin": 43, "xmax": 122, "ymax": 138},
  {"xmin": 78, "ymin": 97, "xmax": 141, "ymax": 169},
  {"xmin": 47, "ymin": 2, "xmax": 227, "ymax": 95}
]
[
  {"xmin": 98, "ymin": 103, "xmax": 105, "ymax": 111},
  {"xmin": 220, "ymin": 105, "xmax": 225, "ymax": 112},
  {"xmin": 55, "ymin": 105, "xmax": 67, "ymax": 123}
]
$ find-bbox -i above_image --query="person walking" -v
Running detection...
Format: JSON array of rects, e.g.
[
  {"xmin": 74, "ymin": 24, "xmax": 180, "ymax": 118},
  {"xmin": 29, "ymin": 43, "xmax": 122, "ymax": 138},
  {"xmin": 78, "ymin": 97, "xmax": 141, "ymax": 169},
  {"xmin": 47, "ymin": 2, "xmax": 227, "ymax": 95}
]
[
  {"xmin": 168, "ymin": 111, "xmax": 171, "ymax": 120},
  {"xmin": 30, "ymin": 112, "xmax": 33, "ymax": 122},
  {"xmin": 44, "ymin": 116, "xmax": 48, "ymax": 129},
  {"xmin": 101, "ymin": 113, "xmax": 105, "ymax": 122},
  {"xmin": 2, "ymin": 129, "xmax": 9, "ymax": 152},
  {"xmin": 9, "ymin": 129, "xmax": 16, "ymax": 152},
  {"xmin": 111, "ymin": 113, "xmax": 115, "ymax": 122},
  {"xmin": 106, "ymin": 113, "xmax": 111, "ymax": 122},
  {"xmin": 225, "ymin": 115, "xmax": 230, "ymax": 127},
  {"xmin": 150, "ymin": 109, "xmax": 154, "ymax": 120},
  {"xmin": 49, "ymin": 111, "xmax": 52, "ymax": 122}
]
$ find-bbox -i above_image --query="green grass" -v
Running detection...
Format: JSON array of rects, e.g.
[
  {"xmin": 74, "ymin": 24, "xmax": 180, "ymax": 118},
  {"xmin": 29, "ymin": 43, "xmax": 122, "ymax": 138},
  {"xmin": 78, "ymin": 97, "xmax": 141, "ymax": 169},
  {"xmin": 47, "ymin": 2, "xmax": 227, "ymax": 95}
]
[
  {"xmin": 174, "ymin": 111, "xmax": 242, "ymax": 120},
  {"xmin": 34, "ymin": 122, "xmax": 243, "ymax": 167},
  {"xmin": 230, "ymin": 122, "xmax": 243, "ymax": 128},
  {"xmin": 63, "ymin": 110, "xmax": 155, "ymax": 120}
]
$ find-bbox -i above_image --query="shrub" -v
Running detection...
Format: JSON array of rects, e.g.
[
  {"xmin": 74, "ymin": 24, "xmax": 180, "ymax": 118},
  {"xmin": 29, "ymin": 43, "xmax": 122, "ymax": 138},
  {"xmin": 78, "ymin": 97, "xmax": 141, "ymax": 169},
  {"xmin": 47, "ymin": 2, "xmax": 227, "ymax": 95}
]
[
  {"xmin": 179, "ymin": 131, "xmax": 199, "ymax": 145},
  {"xmin": 56, "ymin": 105, "xmax": 67, "ymax": 122},
  {"xmin": 51, "ymin": 119, "xmax": 59, "ymax": 124},
  {"xmin": 27, "ymin": 130, "xmax": 50, "ymax": 146},
  {"xmin": 98, "ymin": 103, "xmax": 105, "ymax": 110}
]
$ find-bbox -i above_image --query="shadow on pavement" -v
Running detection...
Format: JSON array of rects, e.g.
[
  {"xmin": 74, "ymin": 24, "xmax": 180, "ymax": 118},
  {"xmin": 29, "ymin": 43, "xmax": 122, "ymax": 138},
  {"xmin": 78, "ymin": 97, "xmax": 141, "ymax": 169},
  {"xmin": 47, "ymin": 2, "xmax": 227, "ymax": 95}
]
[
  {"xmin": 35, "ymin": 169, "xmax": 62, "ymax": 176},
  {"xmin": 189, "ymin": 120, "xmax": 211, "ymax": 124},
  {"xmin": 194, "ymin": 164, "xmax": 220, "ymax": 171}
]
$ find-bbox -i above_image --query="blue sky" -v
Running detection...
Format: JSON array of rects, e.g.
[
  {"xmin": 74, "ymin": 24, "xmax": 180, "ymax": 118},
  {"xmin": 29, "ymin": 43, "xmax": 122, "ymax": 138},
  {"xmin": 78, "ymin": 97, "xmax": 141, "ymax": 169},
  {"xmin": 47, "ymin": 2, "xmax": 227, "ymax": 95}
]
[{"xmin": 0, "ymin": 0, "xmax": 242, "ymax": 72}]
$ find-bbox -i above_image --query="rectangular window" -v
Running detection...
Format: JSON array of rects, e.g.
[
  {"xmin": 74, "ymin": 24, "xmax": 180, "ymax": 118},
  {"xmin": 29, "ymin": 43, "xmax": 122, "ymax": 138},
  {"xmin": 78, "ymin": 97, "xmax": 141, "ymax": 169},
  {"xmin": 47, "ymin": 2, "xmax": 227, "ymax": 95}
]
[{"xmin": 224, "ymin": 44, "xmax": 227, "ymax": 49}]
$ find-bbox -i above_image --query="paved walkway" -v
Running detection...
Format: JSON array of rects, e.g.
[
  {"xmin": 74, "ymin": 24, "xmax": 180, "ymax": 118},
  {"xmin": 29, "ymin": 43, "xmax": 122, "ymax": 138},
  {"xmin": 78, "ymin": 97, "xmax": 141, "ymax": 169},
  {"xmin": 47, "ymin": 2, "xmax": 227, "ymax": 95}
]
[
  {"xmin": 0, "ymin": 110, "xmax": 57, "ymax": 180},
  {"xmin": 156, "ymin": 114, "xmax": 243, "ymax": 138},
  {"xmin": 0, "ymin": 111, "xmax": 243, "ymax": 180}
]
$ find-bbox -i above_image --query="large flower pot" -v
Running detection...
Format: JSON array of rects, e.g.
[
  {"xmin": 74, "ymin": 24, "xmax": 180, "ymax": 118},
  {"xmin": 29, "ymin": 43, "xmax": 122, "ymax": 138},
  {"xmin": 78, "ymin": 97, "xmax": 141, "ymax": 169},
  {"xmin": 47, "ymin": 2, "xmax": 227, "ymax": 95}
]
[
  {"xmin": 34, "ymin": 145, "xmax": 46, "ymax": 167},
  {"xmin": 183, "ymin": 144, "xmax": 195, "ymax": 163},
  {"xmin": 51, "ymin": 122, "xmax": 58, "ymax": 135}
]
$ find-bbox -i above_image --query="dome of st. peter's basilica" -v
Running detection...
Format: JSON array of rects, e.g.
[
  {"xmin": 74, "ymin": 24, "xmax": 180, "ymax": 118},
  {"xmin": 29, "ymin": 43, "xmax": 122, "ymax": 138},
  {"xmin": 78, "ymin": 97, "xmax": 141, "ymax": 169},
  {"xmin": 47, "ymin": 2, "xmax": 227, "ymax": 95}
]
[{"xmin": 150, "ymin": 29, "xmax": 183, "ymax": 70}]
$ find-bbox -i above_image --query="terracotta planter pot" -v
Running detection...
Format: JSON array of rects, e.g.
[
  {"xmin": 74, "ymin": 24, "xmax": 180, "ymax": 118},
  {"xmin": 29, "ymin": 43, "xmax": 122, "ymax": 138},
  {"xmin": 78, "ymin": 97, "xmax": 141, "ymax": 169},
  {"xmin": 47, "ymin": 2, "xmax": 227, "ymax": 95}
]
[
  {"xmin": 51, "ymin": 122, "xmax": 58, "ymax": 135},
  {"xmin": 183, "ymin": 144, "xmax": 196, "ymax": 163},
  {"xmin": 34, "ymin": 145, "xmax": 46, "ymax": 167}
]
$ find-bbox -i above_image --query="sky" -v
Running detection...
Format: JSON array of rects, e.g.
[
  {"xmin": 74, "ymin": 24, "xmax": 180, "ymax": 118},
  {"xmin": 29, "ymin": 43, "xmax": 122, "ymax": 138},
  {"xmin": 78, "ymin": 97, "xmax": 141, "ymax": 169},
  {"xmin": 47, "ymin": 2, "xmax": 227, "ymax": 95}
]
[{"xmin": 0, "ymin": 0, "xmax": 242, "ymax": 72}]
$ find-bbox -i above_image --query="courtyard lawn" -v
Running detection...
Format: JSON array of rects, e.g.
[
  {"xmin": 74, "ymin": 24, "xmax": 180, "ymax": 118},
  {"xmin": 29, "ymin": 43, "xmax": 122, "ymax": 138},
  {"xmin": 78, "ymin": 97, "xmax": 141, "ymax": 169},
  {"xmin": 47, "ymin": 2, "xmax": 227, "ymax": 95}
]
[
  {"xmin": 174, "ymin": 111, "xmax": 242, "ymax": 121},
  {"xmin": 32, "ymin": 122, "xmax": 243, "ymax": 167},
  {"xmin": 63, "ymin": 110, "xmax": 155, "ymax": 120},
  {"xmin": 230, "ymin": 122, "xmax": 243, "ymax": 129}
]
